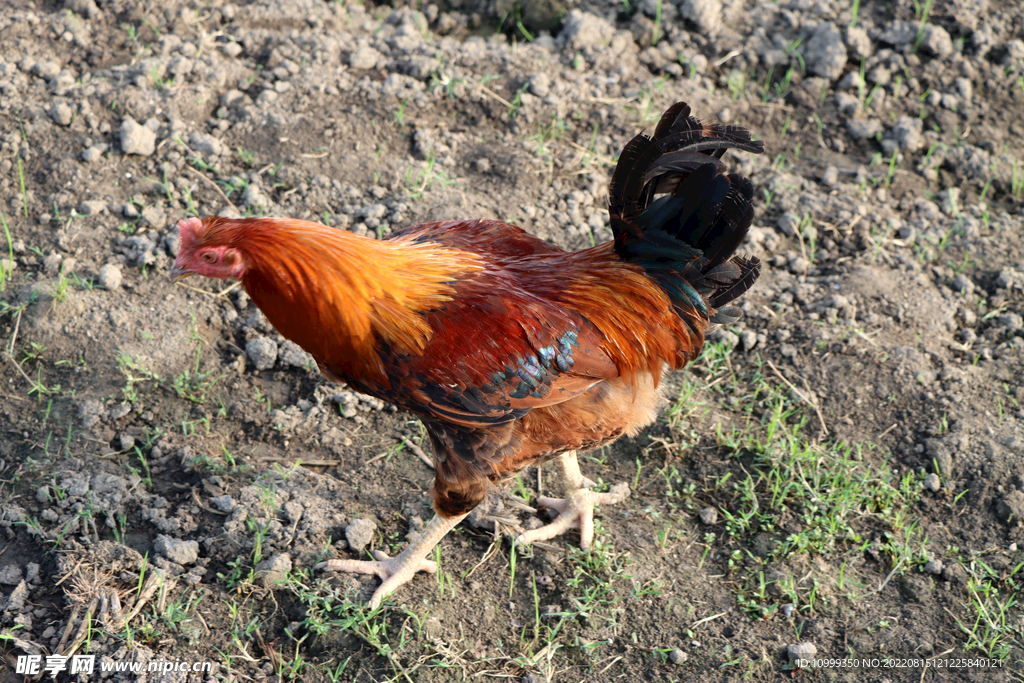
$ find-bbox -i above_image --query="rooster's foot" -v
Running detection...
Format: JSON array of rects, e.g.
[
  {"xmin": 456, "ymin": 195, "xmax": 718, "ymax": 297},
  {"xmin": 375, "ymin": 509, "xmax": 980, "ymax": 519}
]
[
  {"xmin": 516, "ymin": 482, "xmax": 630, "ymax": 550},
  {"xmin": 317, "ymin": 511, "xmax": 468, "ymax": 609},
  {"xmin": 516, "ymin": 450, "xmax": 630, "ymax": 551}
]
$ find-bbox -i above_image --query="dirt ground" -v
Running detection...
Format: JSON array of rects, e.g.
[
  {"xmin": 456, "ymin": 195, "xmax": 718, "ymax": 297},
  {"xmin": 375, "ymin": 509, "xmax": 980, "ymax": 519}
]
[{"xmin": 1, "ymin": 0, "xmax": 1023, "ymax": 681}]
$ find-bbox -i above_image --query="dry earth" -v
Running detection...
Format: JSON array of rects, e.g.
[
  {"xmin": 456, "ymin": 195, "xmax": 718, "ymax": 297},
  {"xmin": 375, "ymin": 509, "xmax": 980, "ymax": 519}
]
[{"xmin": 1, "ymin": 0, "xmax": 1024, "ymax": 682}]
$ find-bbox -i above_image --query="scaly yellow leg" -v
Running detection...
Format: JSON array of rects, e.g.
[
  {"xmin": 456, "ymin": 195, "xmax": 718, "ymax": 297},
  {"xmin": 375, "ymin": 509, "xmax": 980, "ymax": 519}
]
[{"xmin": 317, "ymin": 511, "xmax": 468, "ymax": 609}]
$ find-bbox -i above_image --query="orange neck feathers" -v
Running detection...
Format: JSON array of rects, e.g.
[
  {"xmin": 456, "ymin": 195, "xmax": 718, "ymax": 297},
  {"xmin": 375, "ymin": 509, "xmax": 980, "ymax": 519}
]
[{"xmin": 202, "ymin": 217, "xmax": 482, "ymax": 378}]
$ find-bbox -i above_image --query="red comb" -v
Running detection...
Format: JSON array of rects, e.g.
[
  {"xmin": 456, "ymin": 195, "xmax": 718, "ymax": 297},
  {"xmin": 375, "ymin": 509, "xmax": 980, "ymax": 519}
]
[{"xmin": 177, "ymin": 217, "xmax": 204, "ymax": 249}]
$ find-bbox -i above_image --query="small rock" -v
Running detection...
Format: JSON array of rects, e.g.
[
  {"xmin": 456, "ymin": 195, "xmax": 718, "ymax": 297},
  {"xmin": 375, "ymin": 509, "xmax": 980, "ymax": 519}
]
[
  {"xmin": 679, "ymin": 0, "xmax": 724, "ymax": 36},
  {"xmin": 740, "ymin": 329, "xmax": 758, "ymax": 351},
  {"xmin": 804, "ymin": 23, "xmax": 847, "ymax": 80},
  {"xmin": 924, "ymin": 559, "xmax": 943, "ymax": 575},
  {"xmin": 0, "ymin": 564, "xmax": 24, "ymax": 585},
  {"xmin": 898, "ymin": 574, "xmax": 932, "ymax": 603},
  {"xmin": 923, "ymin": 473, "xmax": 941, "ymax": 492},
  {"xmin": 820, "ymin": 166, "xmax": 839, "ymax": 187},
  {"xmin": 255, "ymin": 553, "xmax": 292, "ymax": 587},
  {"xmin": 997, "ymin": 313, "xmax": 1023, "ymax": 332},
  {"xmin": 359, "ymin": 203, "xmax": 388, "ymax": 223},
  {"xmin": 762, "ymin": 49, "xmax": 789, "ymax": 69},
  {"xmin": 787, "ymin": 257, "xmax": 808, "ymax": 275},
  {"xmin": 109, "ymin": 403, "xmax": 131, "ymax": 420},
  {"xmin": 241, "ymin": 184, "xmax": 270, "ymax": 208},
  {"xmin": 559, "ymin": 9, "xmax": 615, "ymax": 50},
  {"xmin": 140, "ymin": 205, "xmax": 166, "ymax": 230},
  {"xmin": 950, "ymin": 273, "xmax": 973, "ymax": 294},
  {"xmin": 787, "ymin": 641, "xmax": 817, "ymax": 662},
  {"xmin": 668, "ymin": 648, "xmax": 688, "ymax": 664},
  {"xmin": 528, "ymin": 73, "xmax": 551, "ymax": 98},
  {"xmin": 924, "ymin": 438, "xmax": 953, "ymax": 476},
  {"xmin": 777, "ymin": 212, "xmax": 799, "ymax": 236},
  {"xmin": 98, "ymin": 263, "xmax": 123, "ymax": 290},
  {"xmin": 77, "ymin": 200, "xmax": 107, "ymax": 216},
  {"xmin": 918, "ymin": 24, "xmax": 953, "ymax": 58},
  {"xmin": 154, "ymin": 535, "xmax": 200, "ymax": 565},
  {"xmin": 877, "ymin": 21, "xmax": 918, "ymax": 50},
  {"xmin": 942, "ymin": 562, "xmax": 967, "ymax": 584},
  {"xmin": 954, "ymin": 77, "xmax": 973, "ymax": 104},
  {"xmin": 13, "ymin": 612, "xmax": 32, "ymax": 631},
  {"xmin": 189, "ymin": 132, "xmax": 224, "ymax": 159},
  {"xmin": 837, "ymin": 70, "xmax": 863, "ymax": 91},
  {"xmin": 846, "ymin": 118, "xmax": 882, "ymax": 141},
  {"xmin": 349, "ymin": 46, "xmax": 383, "ymax": 70},
  {"xmin": 49, "ymin": 101, "xmax": 73, "ymax": 126},
  {"xmin": 78, "ymin": 398, "xmax": 105, "ymax": 429},
  {"xmin": 698, "ymin": 507, "xmax": 718, "ymax": 525},
  {"xmin": 5, "ymin": 580, "xmax": 28, "ymax": 612},
  {"xmin": 845, "ymin": 26, "xmax": 872, "ymax": 59},
  {"xmin": 32, "ymin": 60, "xmax": 61, "ymax": 81},
  {"xmin": 81, "ymin": 144, "xmax": 106, "ymax": 162},
  {"xmin": 43, "ymin": 251, "xmax": 63, "ymax": 273},
  {"xmin": 210, "ymin": 495, "xmax": 235, "ymax": 512},
  {"xmin": 835, "ymin": 91, "xmax": 861, "ymax": 117},
  {"xmin": 867, "ymin": 65, "xmax": 891, "ymax": 86},
  {"xmin": 120, "ymin": 117, "xmax": 156, "ymax": 156},
  {"xmin": 278, "ymin": 340, "xmax": 313, "ymax": 368},
  {"xmin": 891, "ymin": 116, "xmax": 924, "ymax": 152},
  {"xmin": 751, "ymin": 532, "xmax": 776, "ymax": 558},
  {"xmin": 995, "ymin": 268, "xmax": 1019, "ymax": 289},
  {"xmin": 346, "ymin": 518, "xmax": 377, "ymax": 552},
  {"xmin": 283, "ymin": 500, "xmax": 304, "ymax": 524},
  {"xmin": 221, "ymin": 89, "xmax": 247, "ymax": 107},
  {"xmin": 996, "ymin": 490, "xmax": 1024, "ymax": 524},
  {"xmin": 939, "ymin": 188, "xmax": 961, "ymax": 217},
  {"xmin": 245, "ymin": 336, "xmax": 278, "ymax": 371},
  {"xmin": 709, "ymin": 328, "xmax": 739, "ymax": 350},
  {"xmin": 167, "ymin": 56, "xmax": 194, "ymax": 76},
  {"xmin": 162, "ymin": 232, "xmax": 181, "ymax": 259},
  {"xmin": 987, "ymin": 554, "xmax": 1011, "ymax": 571}
]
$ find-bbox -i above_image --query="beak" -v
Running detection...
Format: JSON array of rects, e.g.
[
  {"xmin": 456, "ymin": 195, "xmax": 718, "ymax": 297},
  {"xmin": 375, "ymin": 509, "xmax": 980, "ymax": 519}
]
[{"xmin": 170, "ymin": 265, "xmax": 193, "ymax": 281}]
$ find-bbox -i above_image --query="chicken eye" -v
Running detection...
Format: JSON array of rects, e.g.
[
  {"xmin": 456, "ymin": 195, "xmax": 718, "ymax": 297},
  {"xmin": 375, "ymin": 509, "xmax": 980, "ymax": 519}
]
[{"xmin": 201, "ymin": 252, "xmax": 217, "ymax": 263}]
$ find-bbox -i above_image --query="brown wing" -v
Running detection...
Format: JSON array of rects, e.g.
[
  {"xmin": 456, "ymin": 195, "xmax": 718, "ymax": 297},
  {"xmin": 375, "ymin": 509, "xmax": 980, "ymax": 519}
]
[{"xmin": 339, "ymin": 277, "xmax": 621, "ymax": 428}]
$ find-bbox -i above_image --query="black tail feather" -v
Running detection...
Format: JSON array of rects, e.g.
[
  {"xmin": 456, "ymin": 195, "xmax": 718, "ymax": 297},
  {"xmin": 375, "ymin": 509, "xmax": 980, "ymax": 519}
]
[
  {"xmin": 706, "ymin": 256, "xmax": 761, "ymax": 309},
  {"xmin": 609, "ymin": 102, "xmax": 764, "ymax": 323}
]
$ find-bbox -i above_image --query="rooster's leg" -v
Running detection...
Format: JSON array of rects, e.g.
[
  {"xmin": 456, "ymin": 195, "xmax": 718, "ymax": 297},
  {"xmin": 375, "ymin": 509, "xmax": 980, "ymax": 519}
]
[
  {"xmin": 516, "ymin": 451, "xmax": 630, "ymax": 551},
  {"xmin": 317, "ymin": 511, "xmax": 468, "ymax": 609}
]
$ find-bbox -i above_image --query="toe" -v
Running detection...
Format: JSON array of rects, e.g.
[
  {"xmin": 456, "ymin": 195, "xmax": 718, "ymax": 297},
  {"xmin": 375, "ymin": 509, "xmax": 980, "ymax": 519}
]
[
  {"xmin": 536, "ymin": 495, "xmax": 570, "ymax": 513},
  {"xmin": 316, "ymin": 559, "xmax": 389, "ymax": 581}
]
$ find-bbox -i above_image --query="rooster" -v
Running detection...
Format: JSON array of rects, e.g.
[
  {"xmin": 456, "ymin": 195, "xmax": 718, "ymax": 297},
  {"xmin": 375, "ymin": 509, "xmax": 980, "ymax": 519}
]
[{"xmin": 171, "ymin": 102, "xmax": 764, "ymax": 607}]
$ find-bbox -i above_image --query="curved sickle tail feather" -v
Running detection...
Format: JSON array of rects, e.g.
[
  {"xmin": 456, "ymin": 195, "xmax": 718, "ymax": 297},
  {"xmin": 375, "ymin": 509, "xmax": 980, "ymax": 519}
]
[{"xmin": 608, "ymin": 102, "xmax": 765, "ymax": 330}]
